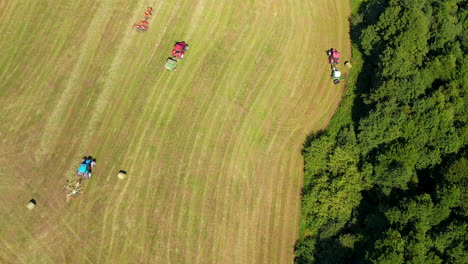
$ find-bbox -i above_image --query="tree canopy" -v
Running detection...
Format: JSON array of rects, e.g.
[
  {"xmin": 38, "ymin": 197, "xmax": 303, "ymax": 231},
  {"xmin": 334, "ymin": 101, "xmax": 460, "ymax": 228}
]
[{"xmin": 296, "ymin": 0, "xmax": 467, "ymax": 263}]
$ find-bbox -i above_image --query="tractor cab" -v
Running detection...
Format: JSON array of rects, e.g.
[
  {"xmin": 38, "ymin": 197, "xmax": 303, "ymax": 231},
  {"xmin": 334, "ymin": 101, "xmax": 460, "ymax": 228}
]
[
  {"xmin": 76, "ymin": 157, "xmax": 95, "ymax": 179},
  {"xmin": 328, "ymin": 48, "xmax": 340, "ymax": 64},
  {"xmin": 172, "ymin": 41, "xmax": 189, "ymax": 59},
  {"xmin": 77, "ymin": 162, "xmax": 91, "ymax": 179},
  {"xmin": 78, "ymin": 164, "xmax": 89, "ymax": 174}
]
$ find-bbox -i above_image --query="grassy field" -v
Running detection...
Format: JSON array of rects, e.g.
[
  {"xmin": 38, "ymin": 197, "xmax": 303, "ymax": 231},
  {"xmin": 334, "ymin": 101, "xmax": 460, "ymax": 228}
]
[{"xmin": 0, "ymin": 0, "xmax": 350, "ymax": 263}]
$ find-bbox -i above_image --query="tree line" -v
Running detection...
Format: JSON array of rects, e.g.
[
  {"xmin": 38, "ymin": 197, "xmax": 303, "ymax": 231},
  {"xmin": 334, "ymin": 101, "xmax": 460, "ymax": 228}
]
[{"xmin": 295, "ymin": 0, "xmax": 467, "ymax": 263}]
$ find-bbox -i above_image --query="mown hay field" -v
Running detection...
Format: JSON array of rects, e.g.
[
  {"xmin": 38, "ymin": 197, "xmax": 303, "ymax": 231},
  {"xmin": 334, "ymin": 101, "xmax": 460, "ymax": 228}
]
[{"xmin": 0, "ymin": 0, "xmax": 350, "ymax": 263}]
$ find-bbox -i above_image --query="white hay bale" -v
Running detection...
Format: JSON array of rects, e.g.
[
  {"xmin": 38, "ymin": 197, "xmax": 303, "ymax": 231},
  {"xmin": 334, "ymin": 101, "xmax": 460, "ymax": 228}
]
[
  {"xmin": 27, "ymin": 199, "xmax": 36, "ymax": 210},
  {"xmin": 118, "ymin": 170, "xmax": 127, "ymax": 180}
]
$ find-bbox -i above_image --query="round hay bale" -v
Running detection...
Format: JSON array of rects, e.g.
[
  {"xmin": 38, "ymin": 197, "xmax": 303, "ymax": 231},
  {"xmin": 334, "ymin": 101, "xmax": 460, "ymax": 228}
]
[
  {"xmin": 27, "ymin": 199, "xmax": 36, "ymax": 210},
  {"xmin": 117, "ymin": 170, "xmax": 127, "ymax": 180},
  {"xmin": 344, "ymin": 61, "xmax": 352, "ymax": 69}
]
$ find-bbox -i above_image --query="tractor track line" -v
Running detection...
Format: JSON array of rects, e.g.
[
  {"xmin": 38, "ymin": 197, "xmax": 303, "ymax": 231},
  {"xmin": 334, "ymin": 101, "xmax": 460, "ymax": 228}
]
[
  {"xmin": 189, "ymin": 31, "xmax": 261, "ymax": 263},
  {"xmin": 97, "ymin": 0, "xmax": 181, "ymax": 261},
  {"xmin": 83, "ymin": 4, "xmax": 178, "ymax": 257},
  {"xmin": 208, "ymin": 21, "xmax": 279, "ymax": 263},
  {"xmin": 181, "ymin": 3, "xmax": 278, "ymax": 260},
  {"xmin": 194, "ymin": 9, "xmax": 279, "ymax": 260},
  {"xmin": 93, "ymin": 1, "xmax": 158, "ymax": 261},
  {"xmin": 188, "ymin": 75, "xmax": 240, "ymax": 263},
  {"xmin": 119, "ymin": 7, "xmax": 186, "ymax": 264},
  {"xmin": 184, "ymin": 0, "xmax": 207, "ymax": 40},
  {"xmin": 170, "ymin": 3, "xmax": 236, "ymax": 261},
  {"xmin": 142, "ymin": 4, "xmax": 231, "ymax": 259},
  {"xmin": 37, "ymin": 1, "xmax": 114, "ymax": 160}
]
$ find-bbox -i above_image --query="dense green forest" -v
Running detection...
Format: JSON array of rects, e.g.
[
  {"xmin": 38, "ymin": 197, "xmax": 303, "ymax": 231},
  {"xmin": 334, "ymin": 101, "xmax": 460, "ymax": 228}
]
[{"xmin": 295, "ymin": 0, "xmax": 467, "ymax": 263}]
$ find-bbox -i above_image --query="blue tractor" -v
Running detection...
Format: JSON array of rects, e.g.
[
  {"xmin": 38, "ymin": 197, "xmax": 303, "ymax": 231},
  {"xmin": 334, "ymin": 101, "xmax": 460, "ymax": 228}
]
[
  {"xmin": 63, "ymin": 156, "xmax": 97, "ymax": 199},
  {"xmin": 77, "ymin": 156, "xmax": 96, "ymax": 179}
]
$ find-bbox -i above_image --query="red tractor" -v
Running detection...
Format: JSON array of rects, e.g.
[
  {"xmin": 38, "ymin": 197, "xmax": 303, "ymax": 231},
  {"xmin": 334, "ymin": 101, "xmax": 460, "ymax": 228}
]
[
  {"xmin": 172, "ymin": 41, "xmax": 189, "ymax": 59},
  {"xmin": 327, "ymin": 48, "xmax": 340, "ymax": 64}
]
